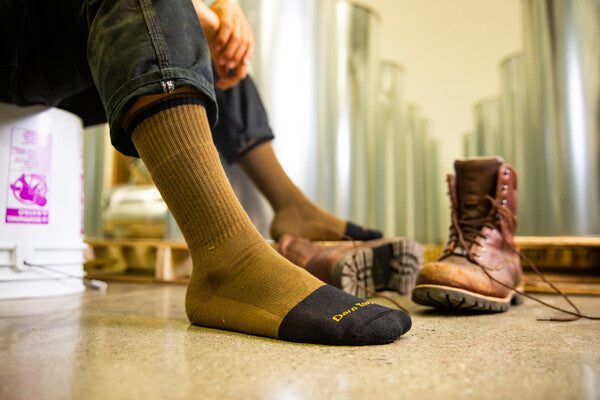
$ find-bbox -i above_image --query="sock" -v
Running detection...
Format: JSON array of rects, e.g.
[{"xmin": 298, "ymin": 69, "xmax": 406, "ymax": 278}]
[
  {"xmin": 237, "ymin": 143, "xmax": 382, "ymax": 241},
  {"xmin": 128, "ymin": 97, "xmax": 411, "ymax": 344},
  {"xmin": 344, "ymin": 221, "xmax": 384, "ymax": 241}
]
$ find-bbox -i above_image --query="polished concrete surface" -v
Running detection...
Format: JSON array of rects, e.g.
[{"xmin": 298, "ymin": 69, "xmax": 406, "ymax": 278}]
[{"xmin": 1, "ymin": 282, "xmax": 599, "ymax": 400}]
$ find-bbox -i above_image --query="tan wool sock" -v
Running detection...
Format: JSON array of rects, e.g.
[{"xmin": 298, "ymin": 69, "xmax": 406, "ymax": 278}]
[
  {"xmin": 237, "ymin": 143, "xmax": 344, "ymax": 240},
  {"xmin": 128, "ymin": 96, "xmax": 411, "ymax": 344},
  {"xmin": 238, "ymin": 143, "xmax": 383, "ymax": 241}
]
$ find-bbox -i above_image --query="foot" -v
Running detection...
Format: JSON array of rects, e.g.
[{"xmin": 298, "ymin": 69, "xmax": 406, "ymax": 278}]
[
  {"xmin": 279, "ymin": 234, "xmax": 424, "ymax": 298},
  {"xmin": 270, "ymin": 203, "xmax": 382, "ymax": 241},
  {"xmin": 129, "ymin": 99, "xmax": 409, "ymax": 345},
  {"xmin": 186, "ymin": 233, "xmax": 412, "ymax": 345}
]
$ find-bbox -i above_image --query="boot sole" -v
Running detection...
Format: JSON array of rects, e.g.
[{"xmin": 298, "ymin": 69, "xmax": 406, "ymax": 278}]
[
  {"xmin": 411, "ymin": 284, "xmax": 523, "ymax": 313},
  {"xmin": 331, "ymin": 238, "xmax": 423, "ymax": 298}
]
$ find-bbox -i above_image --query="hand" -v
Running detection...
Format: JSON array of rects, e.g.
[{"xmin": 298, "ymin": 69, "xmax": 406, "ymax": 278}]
[
  {"xmin": 211, "ymin": 63, "xmax": 248, "ymax": 90},
  {"xmin": 210, "ymin": 0, "xmax": 254, "ymax": 68},
  {"xmin": 191, "ymin": 0, "xmax": 254, "ymax": 90},
  {"xmin": 210, "ymin": 0, "xmax": 254, "ymax": 89},
  {"xmin": 190, "ymin": 0, "xmax": 221, "ymax": 56}
]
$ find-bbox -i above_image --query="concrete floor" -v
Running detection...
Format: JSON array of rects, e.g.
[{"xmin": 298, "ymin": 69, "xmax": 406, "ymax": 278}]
[{"xmin": 1, "ymin": 282, "xmax": 599, "ymax": 400}]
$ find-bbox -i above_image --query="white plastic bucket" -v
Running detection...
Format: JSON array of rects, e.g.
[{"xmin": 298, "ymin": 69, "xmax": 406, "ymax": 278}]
[{"xmin": 0, "ymin": 103, "xmax": 86, "ymax": 299}]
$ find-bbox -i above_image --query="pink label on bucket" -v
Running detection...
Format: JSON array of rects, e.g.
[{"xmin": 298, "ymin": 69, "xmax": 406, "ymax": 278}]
[
  {"xmin": 5, "ymin": 208, "xmax": 49, "ymax": 224},
  {"xmin": 5, "ymin": 127, "xmax": 52, "ymax": 224}
]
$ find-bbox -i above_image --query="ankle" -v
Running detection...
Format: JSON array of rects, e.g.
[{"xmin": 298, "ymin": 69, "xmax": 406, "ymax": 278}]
[{"xmin": 189, "ymin": 225, "xmax": 266, "ymax": 268}]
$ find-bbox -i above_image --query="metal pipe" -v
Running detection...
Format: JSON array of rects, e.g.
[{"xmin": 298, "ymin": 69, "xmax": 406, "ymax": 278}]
[
  {"xmin": 410, "ymin": 105, "xmax": 429, "ymax": 243},
  {"xmin": 374, "ymin": 61, "xmax": 405, "ymax": 236},
  {"xmin": 462, "ymin": 131, "xmax": 476, "ymax": 158},
  {"xmin": 474, "ymin": 97, "xmax": 502, "ymax": 158},
  {"xmin": 499, "ymin": 52, "xmax": 525, "ymax": 171},
  {"xmin": 522, "ymin": 0, "xmax": 600, "ymax": 235},
  {"xmin": 499, "ymin": 52, "xmax": 535, "ymax": 234},
  {"xmin": 425, "ymin": 138, "xmax": 442, "ymax": 244}
]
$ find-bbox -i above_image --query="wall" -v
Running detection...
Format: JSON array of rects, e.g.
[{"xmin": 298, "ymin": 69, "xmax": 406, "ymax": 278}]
[{"xmin": 367, "ymin": 0, "xmax": 522, "ymax": 173}]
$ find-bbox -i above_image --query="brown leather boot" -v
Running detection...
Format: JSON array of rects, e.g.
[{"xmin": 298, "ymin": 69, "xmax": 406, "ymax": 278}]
[
  {"xmin": 279, "ymin": 235, "xmax": 423, "ymax": 298},
  {"xmin": 411, "ymin": 157, "xmax": 523, "ymax": 312}
]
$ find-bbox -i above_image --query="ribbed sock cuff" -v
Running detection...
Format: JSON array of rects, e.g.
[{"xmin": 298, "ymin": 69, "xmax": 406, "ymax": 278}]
[{"xmin": 124, "ymin": 94, "xmax": 206, "ymax": 137}]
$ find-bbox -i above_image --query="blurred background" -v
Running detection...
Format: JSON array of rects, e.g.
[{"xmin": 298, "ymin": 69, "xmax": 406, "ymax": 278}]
[{"xmin": 84, "ymin": 0, "xmax": 600, "ymax": 246}]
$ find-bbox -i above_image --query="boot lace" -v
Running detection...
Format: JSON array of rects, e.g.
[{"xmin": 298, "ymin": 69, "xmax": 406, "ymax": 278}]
[
  {"xmin": 446, "ymin": 205, "xmax": 501, "ymax": 267},
  {"xmin": 449, "ymin": 195, "xmax": 600, "ymax": 322}
]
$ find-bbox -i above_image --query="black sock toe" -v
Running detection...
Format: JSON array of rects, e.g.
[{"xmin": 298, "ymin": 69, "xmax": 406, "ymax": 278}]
[
  {"xmin": 345, "ymin": 221, "xmax": 383, "ymax": 241},
  {"xmin": 278, "ymin": 285, "xmax": 411, "ymax": 345}
]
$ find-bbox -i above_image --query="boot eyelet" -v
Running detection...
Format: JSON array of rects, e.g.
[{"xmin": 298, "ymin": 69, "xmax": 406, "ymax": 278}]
[
  {"xmin": 503, "ymin": 169, "xmax": 511, "ymax": 176},
  {"xmin": 501, "ymin": 199, "xmax": 508, "ymax": 205},
  {"xmin": 501, "ymin": 185, "xmax": 509, "ymax": 190}
]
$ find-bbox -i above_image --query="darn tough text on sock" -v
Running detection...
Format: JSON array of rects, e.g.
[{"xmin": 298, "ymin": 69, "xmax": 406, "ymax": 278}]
[{"xmin": 332, "ymin": 301, "xmax": 374, "ymax": 322}]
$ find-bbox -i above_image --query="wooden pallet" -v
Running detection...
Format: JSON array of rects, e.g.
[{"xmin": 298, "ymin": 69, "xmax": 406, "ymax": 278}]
[
  {"xmin": 515, "ymin": 236, "xmax": 600, "ymax": 295},
  {"xmin": 84, "ymin": 238, "xmax": 191, "ymax": 283},
  {"xmin": 515, "ymin": 236, "xmax": 600, "ymax": 270},
  {"xmin": 523, "ymin": 272, "xmax": 600, "ymax": 295},
  {"xmin": 84, "ymin": 236, "xmax": 600, "ymax": 295},
  {"xmin": 420, "ymin": 237, "xmax": 600, "ymax": 269},
  {"xmin": 421, "ymin": 237, "xmax": 600, "ymax": 295}
]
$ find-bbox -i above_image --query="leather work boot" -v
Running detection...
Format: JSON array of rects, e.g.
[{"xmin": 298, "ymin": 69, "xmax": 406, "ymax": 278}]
[
  {"xmin": 411, "ymin": 157, "xmax": 523, "ymax": 312},
  {"xmin": 279, "ymin": 235, "xmax": 423, "ymax": 298}
]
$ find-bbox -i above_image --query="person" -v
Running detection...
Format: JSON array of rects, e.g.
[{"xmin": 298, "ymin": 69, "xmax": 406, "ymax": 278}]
[
  {"xmin": 1, "ymin": 0, "xmax": 411, "ymax": 345},
  {"xmin": 189, "ymin": 1, "xmax": 384, "ymax": 242}
]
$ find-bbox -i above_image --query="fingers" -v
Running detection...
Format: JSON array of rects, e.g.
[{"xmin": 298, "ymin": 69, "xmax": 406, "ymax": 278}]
[
  {"xmin": 215, "ymin": 15, "xmax": 233, "ymax": 52},
  {"xmin": 208, "ymin": 0, "xmax": 254, "ymax": 89},
  {"xmin": 221, "ymin": 20, "xmax": 243, "ymax": 68},
  {"xmin": 243, "ymin": 29, "xmax": 254, "ymax": 66},
  {"xmin": 215, "ymin": 64, "xmax": 248, "ymax": 90},
  {"xmin": 228, "ymin": 25, "xmax": 250, "ymax": 69},
  {"xmin": 210, "ymin": 0, "xmax": 255, "ymax": 69}
]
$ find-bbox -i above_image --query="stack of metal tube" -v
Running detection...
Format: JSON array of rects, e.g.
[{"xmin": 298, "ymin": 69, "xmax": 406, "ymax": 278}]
[
  {"xmin": 370, "ymin": 62, "xmax": 444, "ymax": 243},
  {"xmin": 241, "ymin": 0, "xmax": 380, "ymax": 227},
  {"xmin": 467, "ymin": 0, "xmax": 600, "ymax": 236},
  {"xmin": 241, "ymin": 0, "xmax": 445, "ymax": 242}
]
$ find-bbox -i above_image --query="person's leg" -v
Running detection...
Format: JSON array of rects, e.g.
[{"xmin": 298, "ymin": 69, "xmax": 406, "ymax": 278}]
[
  {"xmin": 238, "ymin": 142, "xmax": 378, "ymax": 241},
  {"xmin": 77, "ymin": 0, "xmax": 408, "ymax": 344},
  {"xmin": 124, "ymin": 89, "xmax": 411, "ymax": 344},
  {"xmin": 212, "ymin": 75, "xmax": 382, "ymax": 241}
]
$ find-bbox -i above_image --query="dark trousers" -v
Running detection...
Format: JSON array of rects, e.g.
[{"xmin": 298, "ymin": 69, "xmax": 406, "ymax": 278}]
[{"xmin": 0, "ymin": 0, "xmax": 272, "ymax": 162}]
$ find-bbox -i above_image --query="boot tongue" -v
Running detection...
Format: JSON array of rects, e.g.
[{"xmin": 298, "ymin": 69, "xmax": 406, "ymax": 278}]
[{"xmin": 454, "ymin": 158, "xmax": 503, "ymax": 220}]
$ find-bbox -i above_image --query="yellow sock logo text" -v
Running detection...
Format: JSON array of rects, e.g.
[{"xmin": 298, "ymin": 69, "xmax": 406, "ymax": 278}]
[{"xmin": 332, "ymin": 301, "xmax": 373, "ymax": 322}]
